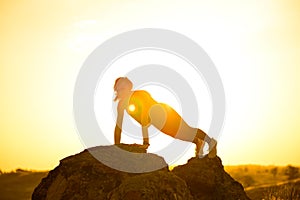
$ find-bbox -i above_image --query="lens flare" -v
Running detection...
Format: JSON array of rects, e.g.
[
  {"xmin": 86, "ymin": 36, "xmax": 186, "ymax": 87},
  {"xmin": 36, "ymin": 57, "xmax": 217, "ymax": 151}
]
[{"xmin": 128, "ymin": 104, "xmax": 136, "ymax": 112}]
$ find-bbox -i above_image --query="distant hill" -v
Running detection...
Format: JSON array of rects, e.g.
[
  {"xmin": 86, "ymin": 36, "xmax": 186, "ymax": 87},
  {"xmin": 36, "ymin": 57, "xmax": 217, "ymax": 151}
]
[{"xmin": 0, "ymin": 169, "xmax": 48, "ymax": 200}]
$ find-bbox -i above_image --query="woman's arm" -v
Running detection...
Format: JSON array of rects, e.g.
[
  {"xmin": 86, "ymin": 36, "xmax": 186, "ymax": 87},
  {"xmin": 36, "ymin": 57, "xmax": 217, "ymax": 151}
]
[
  {"xmin": 114, "ymin": 101, "xmax": 124, "ymax": 144},
  {"xmin": 142, "ymin": 126, "xmax": 150, "ymax": 145},
  {"xmin": 141, "ymin": 106, "xmax": 150, "ymax": 146}
]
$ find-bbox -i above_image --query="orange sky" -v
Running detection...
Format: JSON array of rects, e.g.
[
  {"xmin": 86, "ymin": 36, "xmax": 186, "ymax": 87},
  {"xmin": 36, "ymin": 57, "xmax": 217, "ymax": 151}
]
[{"xmin": 0, "ymin": 0, "xmax": 299, "ymax": 171}]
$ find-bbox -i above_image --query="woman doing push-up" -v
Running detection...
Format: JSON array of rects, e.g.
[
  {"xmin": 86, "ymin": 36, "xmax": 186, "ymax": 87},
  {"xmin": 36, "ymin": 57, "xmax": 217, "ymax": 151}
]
[{"xmin": 113, "ymin": 77, "xmax": 217, "ymax": 158}]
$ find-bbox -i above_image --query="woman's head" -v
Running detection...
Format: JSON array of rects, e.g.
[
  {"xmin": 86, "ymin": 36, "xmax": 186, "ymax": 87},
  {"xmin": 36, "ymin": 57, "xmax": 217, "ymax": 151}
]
[{"xmin": 113, "ymin": 77, "xmax": 133, "ymax": 101}]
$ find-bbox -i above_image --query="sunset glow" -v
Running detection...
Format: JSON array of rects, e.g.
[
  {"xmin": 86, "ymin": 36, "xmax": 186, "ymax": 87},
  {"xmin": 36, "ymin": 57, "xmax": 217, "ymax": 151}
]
[{"xmin": 1, "ymin": 1, "xmax": 300, "ymax": 171}]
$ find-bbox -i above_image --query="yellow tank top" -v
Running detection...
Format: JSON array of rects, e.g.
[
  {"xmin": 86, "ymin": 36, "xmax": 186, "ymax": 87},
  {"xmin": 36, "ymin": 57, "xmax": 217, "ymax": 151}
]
[{"xmin": 126, "ymin": 90, "xmax": 157, "ymax": 126}]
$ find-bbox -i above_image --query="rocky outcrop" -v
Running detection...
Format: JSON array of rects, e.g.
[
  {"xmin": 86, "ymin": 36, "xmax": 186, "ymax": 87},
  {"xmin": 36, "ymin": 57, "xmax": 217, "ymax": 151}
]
[
  {"xmin": 173, "ymin": 156, "xmax": 249, "ymax": 200},
  {"xmin": 32, "ymin": 144, "xmax": 250, "ymax": 200}
]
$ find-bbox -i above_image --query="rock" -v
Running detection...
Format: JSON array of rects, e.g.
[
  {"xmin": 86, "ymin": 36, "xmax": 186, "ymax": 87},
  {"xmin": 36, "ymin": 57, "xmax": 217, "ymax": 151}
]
[
  {"xmin": 32, "ymin": 144, "xmax": 250, "ymax": 200},
  {"xmin": 32, "ymin": 144, "xmax": 168, "ymax": 200},
  {"xmin": 173, "ymin": 156, "xmax": 250, "ymax": 200},
  {"xmin": 108, "ymin": 171, "xmax": 193, "ymax": 200}
]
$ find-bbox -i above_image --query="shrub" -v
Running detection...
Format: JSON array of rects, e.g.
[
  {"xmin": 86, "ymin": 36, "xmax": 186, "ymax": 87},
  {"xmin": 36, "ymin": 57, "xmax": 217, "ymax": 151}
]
[
  {"xmin": 270, "ymin": 167, "xmax": 278, "ymax": 177},
  {"xmin": 285, "ymin": 165, "xmax": 299, "ymax": 180}
]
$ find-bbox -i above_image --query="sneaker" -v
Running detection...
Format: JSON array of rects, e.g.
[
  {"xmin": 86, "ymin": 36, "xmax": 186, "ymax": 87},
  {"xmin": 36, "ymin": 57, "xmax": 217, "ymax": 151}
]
[{"xmin": 208, "ymin": 138, "xmax": 217, "ymax": 158}]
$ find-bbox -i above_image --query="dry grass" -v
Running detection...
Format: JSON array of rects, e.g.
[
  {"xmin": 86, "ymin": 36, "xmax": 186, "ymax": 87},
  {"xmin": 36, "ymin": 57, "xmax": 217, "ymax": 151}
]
[
  {"xmin": 246, "ymin": 180, "xmax": 300, "ymax": 200},
  {"xmin": 225, "ymin": 165, "xmax": 300, "ymax": 200}
]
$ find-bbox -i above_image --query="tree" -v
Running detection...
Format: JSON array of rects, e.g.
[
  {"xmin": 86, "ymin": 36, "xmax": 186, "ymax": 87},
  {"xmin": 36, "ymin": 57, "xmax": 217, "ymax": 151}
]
[
  {"xmin": 270, "ymin": 167, "xmax": 278, "ymax": 177},
  {"xmin": 16, "ymin": 168, "xmax": 27, "ymax": 173},
  {"xmin": 284, "ymin": 165, "xmax": 299, "ymax": 180}
]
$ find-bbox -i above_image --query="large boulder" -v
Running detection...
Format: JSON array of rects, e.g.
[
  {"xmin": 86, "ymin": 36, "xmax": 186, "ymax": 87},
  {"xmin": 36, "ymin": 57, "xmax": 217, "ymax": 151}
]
[
  {"xmin": 173, "ymin": 156, "xmax": 250, "ymax": 200},
  {"xmin": 32, "ymin": 144, "xmax": 250, "ymax": 200},
  {"xmin": 32, "ymin": 144, "xmax": 168, "ymax": 200}
]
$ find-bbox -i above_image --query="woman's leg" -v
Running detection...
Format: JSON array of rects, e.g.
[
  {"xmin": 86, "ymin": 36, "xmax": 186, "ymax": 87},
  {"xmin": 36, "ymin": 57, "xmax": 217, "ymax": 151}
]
[
  {"xmin": 192, "ymin": 137, "xmax": 205, "ymax": 157},
  {"xmin": 149, "ymin": 103, "xmax": 217, "ymax": 158},
  {"xmin": 175, "ymin": 126, "xmax": 218, "ymax": 158},
  {"xmin": 195, "ymin": 129, "xmax": 217, "ymax": 158},
  {"xmin": 170, "ymin": 119, "xmax": 217, "ymax": 158}
]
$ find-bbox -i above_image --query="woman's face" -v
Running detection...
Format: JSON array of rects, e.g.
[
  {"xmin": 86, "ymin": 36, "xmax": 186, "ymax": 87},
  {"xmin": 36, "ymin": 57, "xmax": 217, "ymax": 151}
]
[
  {"xmin": 114, "ymin": 77, "xmax": 133, "ymax": 100},
  {"xmin": 115, "ymin": 87, "xmax": 131, "ymax": 99}
]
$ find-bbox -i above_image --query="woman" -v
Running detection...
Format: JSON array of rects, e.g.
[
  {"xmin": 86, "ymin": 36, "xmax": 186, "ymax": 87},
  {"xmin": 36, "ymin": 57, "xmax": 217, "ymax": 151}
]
[{"xmin": 113, "ymin": 77, "xmax": 217, "ymax": 158}]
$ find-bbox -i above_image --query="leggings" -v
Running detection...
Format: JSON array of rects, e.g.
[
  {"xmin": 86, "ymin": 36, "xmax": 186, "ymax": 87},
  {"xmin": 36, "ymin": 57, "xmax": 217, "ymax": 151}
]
[{"xmin": 148, "ymin": 103, "xmax": 200, "ymax": 142}]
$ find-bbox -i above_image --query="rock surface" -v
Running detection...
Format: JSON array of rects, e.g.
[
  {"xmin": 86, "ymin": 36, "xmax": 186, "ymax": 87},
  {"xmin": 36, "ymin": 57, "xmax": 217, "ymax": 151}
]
[
  {"xmin": 173, "ymin": 156, "xmax": 249, "ymax": 200},
  {"xmin": 108, "ymin": 171, "xmax": 193, "ymax": 200},
  {"xmin": 32, "ymin": 144, "xmax": 250, "ymax": 200}
]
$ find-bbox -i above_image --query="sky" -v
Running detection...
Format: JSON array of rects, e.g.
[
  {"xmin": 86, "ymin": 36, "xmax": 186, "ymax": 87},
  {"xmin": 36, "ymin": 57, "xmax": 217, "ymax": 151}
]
[{"xmin": 0, "ymin": 0, "xmax": 299, "ymax": 171}]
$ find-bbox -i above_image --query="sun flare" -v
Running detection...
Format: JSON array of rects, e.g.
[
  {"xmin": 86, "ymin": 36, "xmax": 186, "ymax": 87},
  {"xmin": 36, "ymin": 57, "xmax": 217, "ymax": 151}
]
[
  {"xmin": 1, "ymin": 0, "xmax": 300, "ymax": 171},
  {"xmin": 128, "ymin": 104, "xmax": 136, "ymax": 112}
]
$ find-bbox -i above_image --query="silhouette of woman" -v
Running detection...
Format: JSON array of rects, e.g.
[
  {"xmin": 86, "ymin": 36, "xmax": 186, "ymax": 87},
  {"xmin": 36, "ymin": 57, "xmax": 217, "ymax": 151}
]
[{"xmin": 113, "ymin": 77, "xmax": 217, "ymax": 158}]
